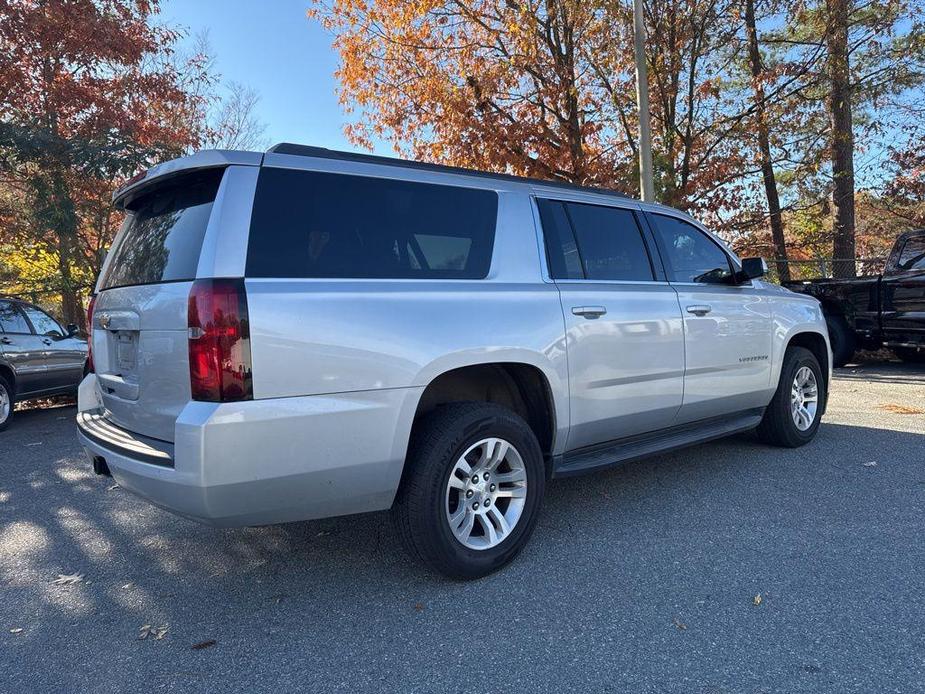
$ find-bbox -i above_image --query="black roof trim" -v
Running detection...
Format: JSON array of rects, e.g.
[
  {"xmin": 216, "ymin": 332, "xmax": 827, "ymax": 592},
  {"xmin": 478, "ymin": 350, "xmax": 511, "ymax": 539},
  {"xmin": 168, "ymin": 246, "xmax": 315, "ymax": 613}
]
[{"xmin": 266, "ymin": 143, "xmax": 631, "ymax": 200}]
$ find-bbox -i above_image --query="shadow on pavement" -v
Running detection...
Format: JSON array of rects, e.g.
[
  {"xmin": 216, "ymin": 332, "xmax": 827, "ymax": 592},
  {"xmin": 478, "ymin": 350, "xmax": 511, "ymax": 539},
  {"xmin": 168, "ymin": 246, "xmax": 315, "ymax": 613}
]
[
  {"xmin": 2, "ymin": 406, "xmax": 924, "ymax": 692},
  {"xmin": 835, "ymin": 360, "xmax": 925, "ymax": 386}
]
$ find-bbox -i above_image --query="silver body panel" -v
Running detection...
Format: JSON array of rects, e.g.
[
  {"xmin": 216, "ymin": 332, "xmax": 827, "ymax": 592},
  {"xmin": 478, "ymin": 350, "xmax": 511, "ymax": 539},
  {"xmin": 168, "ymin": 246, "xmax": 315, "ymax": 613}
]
[{"xmin": 78, "ymin": 147, "xmax": 831, "ymax": 527}]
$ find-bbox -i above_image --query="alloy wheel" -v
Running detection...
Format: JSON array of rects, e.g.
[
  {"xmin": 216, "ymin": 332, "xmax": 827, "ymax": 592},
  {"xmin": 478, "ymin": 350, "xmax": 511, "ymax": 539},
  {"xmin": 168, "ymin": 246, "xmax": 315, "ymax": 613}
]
[
  {"xmin": 444, "ymin": 437, "xmax": 527, "ymax": 550},
  {"xmin": 790, "ymin": 366, "xmax": 818, "ymax": 431}
]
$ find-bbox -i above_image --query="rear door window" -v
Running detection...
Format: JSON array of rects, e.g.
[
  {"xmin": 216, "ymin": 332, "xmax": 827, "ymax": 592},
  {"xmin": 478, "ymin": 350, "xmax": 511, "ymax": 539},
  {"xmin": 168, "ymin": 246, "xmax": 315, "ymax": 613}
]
[
  {"xmin": 100, "ymin": 169, "xmax": 224, "ymax": 290},
  {"xmin": 246, "ymin": 168, "xmax": 498, "ymax": 279},
  {"xmin": 537, "ymin": 199, "xmax": 654, "ymax": 281},
  {"xmin": 0, "ymin": 301, "xmax": 31, "ymax": 334}
]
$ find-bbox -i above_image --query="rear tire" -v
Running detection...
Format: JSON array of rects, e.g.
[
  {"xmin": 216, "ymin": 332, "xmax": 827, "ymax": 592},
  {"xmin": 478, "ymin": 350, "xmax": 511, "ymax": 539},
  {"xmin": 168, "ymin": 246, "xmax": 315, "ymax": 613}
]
[
  {"xmin": 893, "ymin": 346, "xmax": 925, "ymax": 364},
  {"xmin": 0, "ymin": 376, "xmax": 13, "ymax": 432},
  {"xmin": 757, "ymin": 346, "xmax": 825, "ymax": 448},
  {"xmin": 826, "ymin": 314, "xmax": 856, "ymax": 368},
  {"xmin": 392, "ymin": 402, "xmax": 545, "ymax": 580}
]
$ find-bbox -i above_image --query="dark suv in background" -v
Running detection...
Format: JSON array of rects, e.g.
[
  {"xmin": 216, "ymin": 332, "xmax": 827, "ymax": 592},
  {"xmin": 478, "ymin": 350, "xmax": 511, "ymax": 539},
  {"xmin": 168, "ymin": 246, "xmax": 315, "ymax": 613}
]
[{"xmin": 0, "ymin": 297, "xmax": 88, "ymax": 430}]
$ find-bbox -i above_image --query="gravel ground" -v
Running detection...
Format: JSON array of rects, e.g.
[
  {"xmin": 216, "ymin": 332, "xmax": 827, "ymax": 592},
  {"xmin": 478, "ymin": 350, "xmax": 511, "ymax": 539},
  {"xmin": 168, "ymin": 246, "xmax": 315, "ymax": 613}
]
[{"xmin": 1, "ymin": 360, "xmax": 923, "ymax": 693}]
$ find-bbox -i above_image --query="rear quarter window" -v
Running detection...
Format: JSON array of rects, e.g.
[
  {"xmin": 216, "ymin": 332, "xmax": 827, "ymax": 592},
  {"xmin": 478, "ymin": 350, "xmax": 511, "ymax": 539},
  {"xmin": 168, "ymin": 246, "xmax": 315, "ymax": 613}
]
[
  {"xmin": 246, "ymin": 168, "xmax": 498, "ymax": 279},
  {"xmin": 100, "ymin": 169, "xmax": 224, "ymax": 290}
]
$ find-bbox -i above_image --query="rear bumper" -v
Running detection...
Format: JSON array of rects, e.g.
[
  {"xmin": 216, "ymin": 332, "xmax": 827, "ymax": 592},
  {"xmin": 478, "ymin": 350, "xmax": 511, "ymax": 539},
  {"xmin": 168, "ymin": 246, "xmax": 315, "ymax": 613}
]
[{"xmin": 76, "ymin": 374, "xmax": 422, "ymax": 527}]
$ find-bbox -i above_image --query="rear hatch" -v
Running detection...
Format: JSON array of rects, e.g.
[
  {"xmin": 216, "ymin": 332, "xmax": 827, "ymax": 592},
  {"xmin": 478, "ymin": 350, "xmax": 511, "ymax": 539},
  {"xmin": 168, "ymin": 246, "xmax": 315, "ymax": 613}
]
[{"xmin": 92, "ymin": 168, "xmax": 225, "ymax": 442}]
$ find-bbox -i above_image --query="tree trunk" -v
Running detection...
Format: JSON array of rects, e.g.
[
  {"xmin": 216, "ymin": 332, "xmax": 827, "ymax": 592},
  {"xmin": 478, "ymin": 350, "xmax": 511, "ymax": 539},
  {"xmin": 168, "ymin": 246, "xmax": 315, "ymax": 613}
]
[
  {"xmin": 56, "ymin": 231, "xmax": 85, "ymax": 329},
  {"xmin": 826, "ymin": 0, "xmax": 856, "ymax": 279},
  {"xmin": 744, "ymin": 0, "xmax": 789, "ymax": 283},
  {"xmin": 47, "ymin": 167, "xmax": 85, "ymax": 328}
]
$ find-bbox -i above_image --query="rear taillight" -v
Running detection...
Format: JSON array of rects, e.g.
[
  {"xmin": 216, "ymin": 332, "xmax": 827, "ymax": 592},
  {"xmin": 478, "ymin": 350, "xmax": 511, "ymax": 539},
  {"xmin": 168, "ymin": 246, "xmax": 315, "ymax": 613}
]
[
  {"xmin": 187, "ymin": 278, "xmax": 253, "ymax": 402},
  {"xmin": 86, "ymin": 294, "xmax": 97, "ymax": 373}
]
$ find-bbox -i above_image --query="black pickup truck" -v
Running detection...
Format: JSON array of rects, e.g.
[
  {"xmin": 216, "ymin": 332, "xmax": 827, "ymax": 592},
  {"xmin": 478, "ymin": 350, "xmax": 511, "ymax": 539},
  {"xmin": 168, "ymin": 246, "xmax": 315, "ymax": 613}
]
[{"xmin": 784, "ymin": 229, "xmax": 925, "ymax": 367}]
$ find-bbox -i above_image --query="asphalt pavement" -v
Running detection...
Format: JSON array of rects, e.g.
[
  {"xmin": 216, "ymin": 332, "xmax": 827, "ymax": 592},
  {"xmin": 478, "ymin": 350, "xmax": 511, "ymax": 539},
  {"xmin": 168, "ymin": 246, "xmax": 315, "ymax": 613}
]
[{"xmin": 1, "ymin": 359, "xmax": 923, "ymax": 693}]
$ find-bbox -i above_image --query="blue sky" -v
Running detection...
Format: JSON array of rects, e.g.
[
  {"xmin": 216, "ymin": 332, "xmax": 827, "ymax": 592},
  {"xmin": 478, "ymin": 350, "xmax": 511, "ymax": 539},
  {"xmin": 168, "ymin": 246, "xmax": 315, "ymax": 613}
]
[{"xmin": 161, "ymin": 0, "xmax": 390, "ymax": 155}]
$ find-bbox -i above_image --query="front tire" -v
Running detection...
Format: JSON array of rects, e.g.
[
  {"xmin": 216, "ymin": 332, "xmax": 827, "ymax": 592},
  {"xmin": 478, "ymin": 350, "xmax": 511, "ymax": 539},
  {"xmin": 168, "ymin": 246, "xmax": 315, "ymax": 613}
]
[
  {"xmin": 392, "ymin": 403, "xmax": 545, "ymax": 580},
  {"xmin": 757, "ymin": 346, "xmax": 825, "ymax": 447},
  {"xmin": 0, "ymin": 376, "xmax": 13, "ymax": 432},
  {"xmin": 825, "ymin": 314, "xmax": 856, "ymax": 368}
]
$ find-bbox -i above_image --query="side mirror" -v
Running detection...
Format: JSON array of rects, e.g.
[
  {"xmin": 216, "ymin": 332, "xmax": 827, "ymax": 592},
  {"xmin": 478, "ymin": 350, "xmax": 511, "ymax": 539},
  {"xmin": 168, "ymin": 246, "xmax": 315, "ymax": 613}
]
[
  {"xmin": 738, "ymin": 257, "xmax": 768, "ymax": 282},
  {"xmin": 66, "ymin": 323, "xmax": 80, "ymax": 337}
]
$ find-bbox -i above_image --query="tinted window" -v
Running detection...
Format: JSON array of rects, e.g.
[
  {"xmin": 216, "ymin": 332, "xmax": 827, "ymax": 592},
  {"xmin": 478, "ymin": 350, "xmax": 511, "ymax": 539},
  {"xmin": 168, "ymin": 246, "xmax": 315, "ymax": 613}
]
[
  {"xmin": 246, "ymin": 169, "xmax": 498, "ymax": 279},
  {"xmin": 100, "ymin": 169, "xmax": 223, "ymax": 290},
  {"xmin": 21, "ymin": 306, "xmax": 63, "ymax": 337},
  {"xmin": 650, "ymin": 214, "xmax": 733, "ymax": 284},
  {"xmin": 898, "ymin": 237, "xmax": 925, "ymax": 270},
  {"xmin": 537, "ymin": 199, "xmax": 582, "ymax": 279},
  {"xmin": 0, "ymin": 301, "xmax": 30, "ymax": 334},
  {"xmin": 564, "ymin": 202, "xmax": 653, "ymax": 281}
]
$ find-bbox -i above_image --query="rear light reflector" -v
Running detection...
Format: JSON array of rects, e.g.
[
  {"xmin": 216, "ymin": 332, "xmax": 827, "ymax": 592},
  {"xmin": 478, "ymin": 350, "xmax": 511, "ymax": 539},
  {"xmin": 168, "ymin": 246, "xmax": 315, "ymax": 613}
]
[
  {"xmin": 187, "ymin": 278, "xmax": 253, "ymax": 402},
  {"xmin": 86, "ymin": 294, "xmax": 97, "ymax": 373}
]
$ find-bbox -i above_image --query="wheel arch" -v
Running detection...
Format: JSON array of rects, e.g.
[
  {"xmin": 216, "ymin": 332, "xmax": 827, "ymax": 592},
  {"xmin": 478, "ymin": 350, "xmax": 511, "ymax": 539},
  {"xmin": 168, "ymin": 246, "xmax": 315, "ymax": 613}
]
[
  {"xmin": 0, "ymin": 361, "xmax": 15, "ymax": 395},
  {"xmin": 408, "ymin": 361, "xmax": 561, "ymax": 475},
  {"xmin": 783, "ymin": 330, "xmax": 831, "ymax": 413}
]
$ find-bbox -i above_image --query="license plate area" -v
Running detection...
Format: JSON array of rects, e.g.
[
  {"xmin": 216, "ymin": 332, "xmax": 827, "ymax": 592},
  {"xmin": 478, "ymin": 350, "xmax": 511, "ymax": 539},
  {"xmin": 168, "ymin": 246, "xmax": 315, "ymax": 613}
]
[{"xmin": 114, "ymin": 331, "xmax": 138, "ymax": 372}]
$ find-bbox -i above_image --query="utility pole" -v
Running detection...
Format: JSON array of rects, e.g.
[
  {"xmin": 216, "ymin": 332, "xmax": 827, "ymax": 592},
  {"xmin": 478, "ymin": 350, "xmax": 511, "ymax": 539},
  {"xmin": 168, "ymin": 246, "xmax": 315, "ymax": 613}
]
[{"xmin": 632, "ymin": 0, "xmax": 655, "ymax": 202}]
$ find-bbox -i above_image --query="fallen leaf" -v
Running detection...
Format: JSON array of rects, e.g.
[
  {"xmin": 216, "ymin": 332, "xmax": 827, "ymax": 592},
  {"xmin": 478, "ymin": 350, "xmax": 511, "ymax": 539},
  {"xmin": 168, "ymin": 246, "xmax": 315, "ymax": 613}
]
[
  {"xmin": 52, "ymin": 573, "xmax": 84, "ymax": 586},
  {"xmin": 672, "ymin": 617, "xmax": 687, "ymax": 630},
  {"xmin": 863, "ymin": 461, "xmax": 877, "ymax": 467},
  {"xmin": 9, "ymin": 628, "xmax": 23, "ymax": 634},
  {"xmin": 753, "ymin": 594, "xmax": 763, "ymax": 606},
  {"xmin": 138, "ymin": 624, "xmax": 169, "ymax": 640},
  {"xmin": 879, "ymin": 404, "xmax": 925, "ymax": 415},
  {"xmin": 192, "ymin": 639, "xmax": 217, "ymax": 650},
  {"xmin": 414, "ymin": 602, "xmax": 425, "ymax": 612}
]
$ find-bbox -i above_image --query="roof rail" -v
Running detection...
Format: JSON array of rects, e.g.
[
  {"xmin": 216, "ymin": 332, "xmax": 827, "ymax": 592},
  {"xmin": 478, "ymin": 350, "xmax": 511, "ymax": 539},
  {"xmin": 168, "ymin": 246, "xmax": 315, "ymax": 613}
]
[{"xmin": 266, "ymin": 143, "xmax": 631, "ymax": 200}]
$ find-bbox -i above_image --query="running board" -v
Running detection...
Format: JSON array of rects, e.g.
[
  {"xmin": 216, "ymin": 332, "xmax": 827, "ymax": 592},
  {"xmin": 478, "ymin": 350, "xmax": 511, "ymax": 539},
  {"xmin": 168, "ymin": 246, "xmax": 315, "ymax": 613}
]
[{"xmin": 553, "ymin": 408, "xmax": 765, "ymax": 478}]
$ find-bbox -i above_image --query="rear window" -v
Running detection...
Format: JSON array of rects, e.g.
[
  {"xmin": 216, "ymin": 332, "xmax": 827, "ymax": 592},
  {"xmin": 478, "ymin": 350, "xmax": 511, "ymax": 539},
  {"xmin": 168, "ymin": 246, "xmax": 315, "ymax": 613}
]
[
  {"xmin": 100, "ymin": 169, "xmax": 223, "ymax": 290},
  {"xmin": 246, "ymin": 168, "xmax": 498, "ymax": 279}
]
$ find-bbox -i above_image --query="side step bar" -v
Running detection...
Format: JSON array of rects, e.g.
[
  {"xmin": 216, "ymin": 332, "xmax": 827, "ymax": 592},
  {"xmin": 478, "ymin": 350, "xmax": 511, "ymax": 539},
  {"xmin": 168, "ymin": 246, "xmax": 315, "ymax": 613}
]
[{"xmin": 553, "ymin": 408, "xmax": 765, "ymax": 478}]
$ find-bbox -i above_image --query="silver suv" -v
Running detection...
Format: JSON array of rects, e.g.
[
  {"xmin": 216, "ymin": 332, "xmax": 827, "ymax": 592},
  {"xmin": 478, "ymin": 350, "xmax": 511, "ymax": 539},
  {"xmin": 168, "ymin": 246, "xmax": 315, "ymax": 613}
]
[{"xmin": 77, "ymin": 144, "xmax": 831, "ymax": 578}]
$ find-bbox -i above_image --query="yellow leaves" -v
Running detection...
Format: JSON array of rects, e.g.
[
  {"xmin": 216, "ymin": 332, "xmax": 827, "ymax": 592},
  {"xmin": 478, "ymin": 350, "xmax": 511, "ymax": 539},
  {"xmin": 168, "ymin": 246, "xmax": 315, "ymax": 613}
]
[{"xmin": 753, "ymin": 594, "xmax": 763, "ymax": 606}]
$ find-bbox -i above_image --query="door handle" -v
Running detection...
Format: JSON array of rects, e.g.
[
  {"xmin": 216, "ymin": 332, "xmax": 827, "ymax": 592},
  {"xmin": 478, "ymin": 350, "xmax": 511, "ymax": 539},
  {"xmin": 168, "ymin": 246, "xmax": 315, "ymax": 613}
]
[
  {"xmin": 0, "ymin": 337, "xmax": 11, "ymax": 345},
  {"xmin": 42, "ymin": 338, "xmax": 53, "ymax": 345},
  {"xmin": 572, "ymin": 306, "xmax": 607, "ymax": 319},
  {"xmin": 686, "ymin": 304, "xmax": 712, "ymax": 316}
]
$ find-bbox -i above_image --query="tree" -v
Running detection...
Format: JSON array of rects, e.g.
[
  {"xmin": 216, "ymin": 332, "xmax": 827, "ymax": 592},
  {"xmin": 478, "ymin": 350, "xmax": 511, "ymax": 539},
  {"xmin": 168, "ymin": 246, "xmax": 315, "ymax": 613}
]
[
  {"xmin": 205, "ymin": 82, "xmax": 270, "ymax": 151},
  {"xmin": 0, "ymin": 0, "xmax": 208, "ymax": 325},
  {"xmin": 825, "ymin": 0, "xmax": 855, "ymax": 278},
  {"xmin": 743, "ymin": 0, "xmax": 790, "ymax": 281},
  {"xmin": 785, "ymin": 0, "xmax": 925, "ymax": 277},
  {"xmin": 312, "ymin": 1, "xmax": 771, "ymax": 218}
]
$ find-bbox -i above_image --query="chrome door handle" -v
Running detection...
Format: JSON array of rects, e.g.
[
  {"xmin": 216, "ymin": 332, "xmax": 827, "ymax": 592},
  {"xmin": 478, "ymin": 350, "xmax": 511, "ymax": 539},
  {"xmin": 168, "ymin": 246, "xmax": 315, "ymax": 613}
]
[
  {"xmin": 572, "ymin": 306, "xmax": 607, "ymax": 319},
  {"xmin": 686, "ymin": 304, "xmax": 712, "ymax": 316},
  {"xmin": 0, "ymin": 337, "xmax": 11, "ymax": 345}
]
